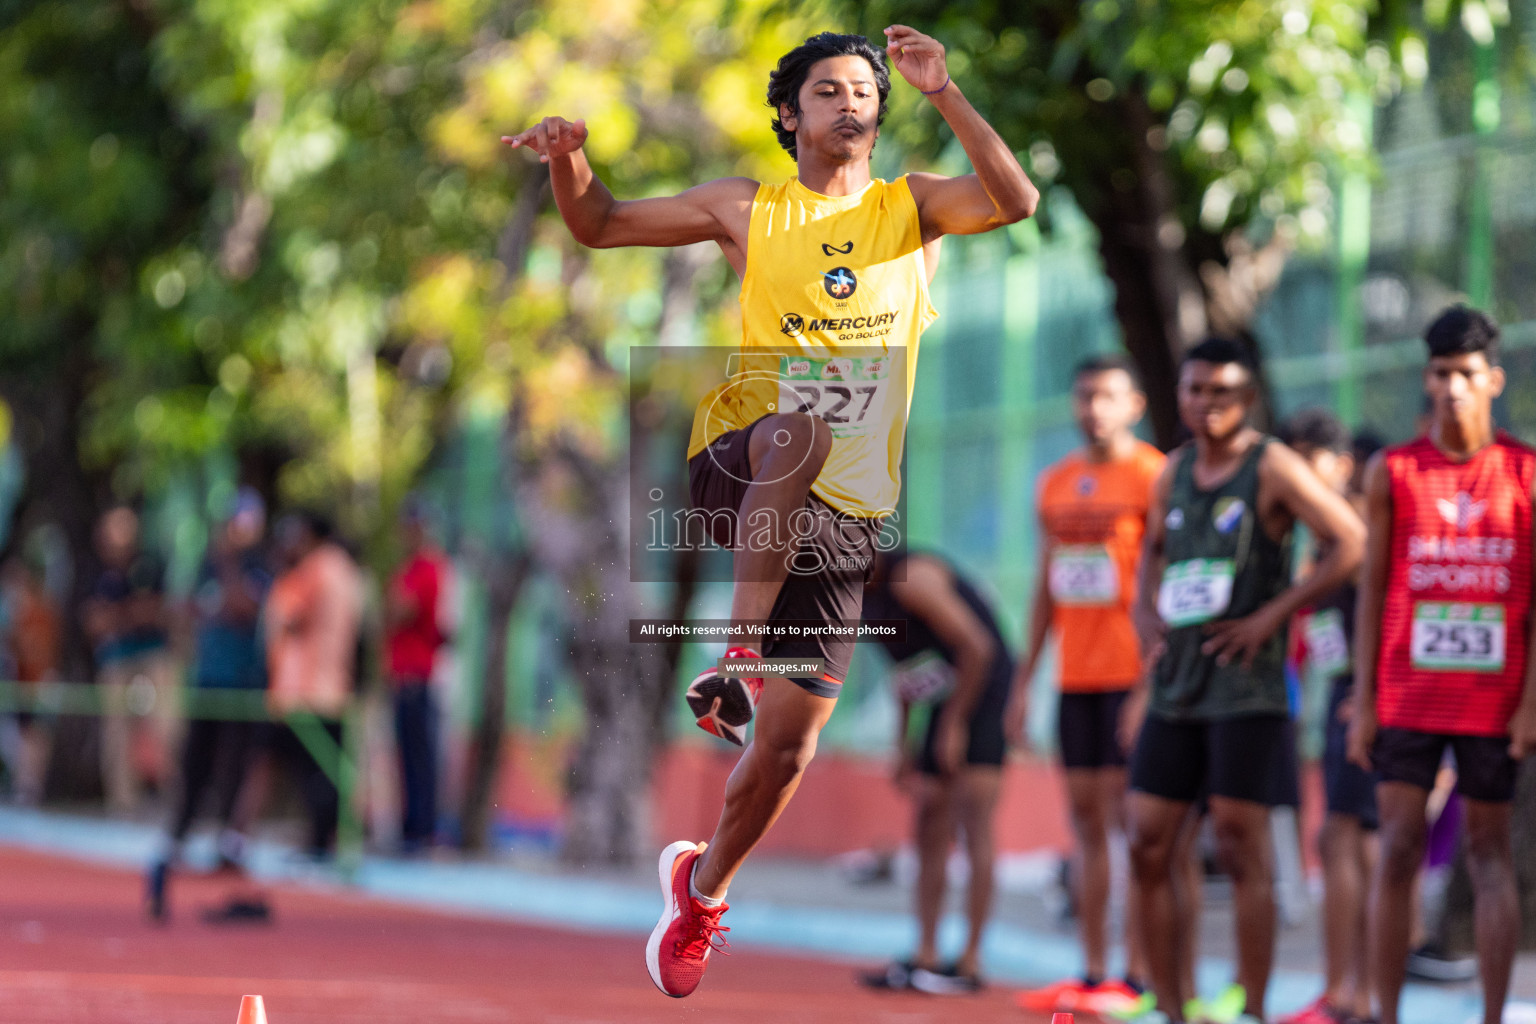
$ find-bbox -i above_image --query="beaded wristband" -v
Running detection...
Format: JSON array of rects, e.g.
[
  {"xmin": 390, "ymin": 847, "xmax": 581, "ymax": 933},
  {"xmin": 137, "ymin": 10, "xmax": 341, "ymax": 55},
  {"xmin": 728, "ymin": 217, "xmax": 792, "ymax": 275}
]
[{"xmin": 921, "ymin": 75, "xmax": 951, "ymax": 96}]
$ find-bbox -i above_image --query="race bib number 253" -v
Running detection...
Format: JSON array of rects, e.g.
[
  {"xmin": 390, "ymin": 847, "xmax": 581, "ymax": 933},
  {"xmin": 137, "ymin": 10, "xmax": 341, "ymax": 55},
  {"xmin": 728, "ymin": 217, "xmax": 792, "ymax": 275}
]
[{"xmin": 1410, "ymin": 602, "xmax": 1506, "ymax": 672}]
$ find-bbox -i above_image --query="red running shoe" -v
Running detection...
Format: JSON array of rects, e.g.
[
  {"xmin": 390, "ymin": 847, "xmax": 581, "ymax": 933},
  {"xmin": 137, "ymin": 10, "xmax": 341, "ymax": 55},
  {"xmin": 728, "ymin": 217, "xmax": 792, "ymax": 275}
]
[
  {"xmin": 1276, "ymin": 995, "xmax": 1348, "ymax": 1024},
  {"xmin": 685, "ymin": 646, "xmax": 763, "ymax": 746},
  {"xmin": 645, "ymin": 840, "xmax": 731, "ymax": 998}
]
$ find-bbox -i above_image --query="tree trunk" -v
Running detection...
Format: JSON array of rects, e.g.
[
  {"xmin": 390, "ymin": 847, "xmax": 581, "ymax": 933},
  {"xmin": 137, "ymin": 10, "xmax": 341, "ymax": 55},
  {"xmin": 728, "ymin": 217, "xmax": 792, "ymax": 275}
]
[
  {"xmin": 457, "ymin": 548, "xmax": 532, "ymax": 853},
  {"xmin": 532, "ymin": 456, "xmax": 678, "ymax": 867},
  {"xmin": 1083, "ymin": 96, "xmax": 1208, "ymax": 448}
]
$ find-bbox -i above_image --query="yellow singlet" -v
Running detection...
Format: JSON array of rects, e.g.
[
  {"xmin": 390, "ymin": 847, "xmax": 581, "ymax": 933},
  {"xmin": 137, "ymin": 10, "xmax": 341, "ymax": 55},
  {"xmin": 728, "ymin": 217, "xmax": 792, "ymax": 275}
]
[{"xmin": 687, "ymin": 176, "xmax": 938, "ymax": 517}]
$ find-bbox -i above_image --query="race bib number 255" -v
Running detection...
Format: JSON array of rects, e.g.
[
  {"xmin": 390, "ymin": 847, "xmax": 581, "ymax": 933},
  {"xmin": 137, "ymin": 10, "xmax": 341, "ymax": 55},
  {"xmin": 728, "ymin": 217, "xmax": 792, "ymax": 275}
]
[{"xmin": 1157, "ymin": 558, "xmax": 1235, "ymax": 628}]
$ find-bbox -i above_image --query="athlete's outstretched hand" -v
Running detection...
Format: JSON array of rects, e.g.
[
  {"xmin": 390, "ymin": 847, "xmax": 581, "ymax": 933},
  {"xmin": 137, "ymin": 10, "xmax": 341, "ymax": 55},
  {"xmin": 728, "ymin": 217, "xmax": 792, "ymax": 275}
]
[
  {"xmin": 502, "ymin": 116, "xmax": 588, "ymax": 163},
  {"xmin": 883, "ymin": 25, "xmax": 948, "ymax": 95}
]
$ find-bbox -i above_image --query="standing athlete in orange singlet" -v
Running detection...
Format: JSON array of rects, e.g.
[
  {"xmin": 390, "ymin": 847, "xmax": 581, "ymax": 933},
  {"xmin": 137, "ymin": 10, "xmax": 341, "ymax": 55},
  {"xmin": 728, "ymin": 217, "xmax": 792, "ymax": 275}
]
[{"xmin": 1011, "ymin": 355, "xmax": 1163, "ymax": 1016}]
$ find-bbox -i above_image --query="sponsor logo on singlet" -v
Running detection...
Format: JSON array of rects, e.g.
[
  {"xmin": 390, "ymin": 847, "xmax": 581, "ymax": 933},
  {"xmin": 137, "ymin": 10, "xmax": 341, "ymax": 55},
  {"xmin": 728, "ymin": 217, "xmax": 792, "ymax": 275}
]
[
  {"xmin": 1437, "ymin": 492, "xmax": 1487, "ymax": 531},
  {"xmin": 822, "ymin": 267, "xmax": 857, "ymax": 299},
  {"xmin": 1213, "ymin": 496, "xmax": 1246, "ymax": 534},
  {"xmin": 1406, "ymin": 489, "xmax": 1515, "ymax": 593},
  {"xmin": 775, "ymin": 311, "xmax": 901, "ymax": 342}
]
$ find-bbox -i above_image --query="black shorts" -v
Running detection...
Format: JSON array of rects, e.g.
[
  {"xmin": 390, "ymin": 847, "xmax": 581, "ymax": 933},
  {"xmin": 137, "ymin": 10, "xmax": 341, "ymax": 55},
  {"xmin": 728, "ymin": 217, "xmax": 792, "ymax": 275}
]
[
  {"xmin": 1130, "ymin": 712, "xmax": 1298, "ymax": 806},
  {"xmin": 1323, "ymin": 681, "xmax": 1378, "ymax": 828},
  {"xmin": 1058, "ymin": 689, "xmax": 1133, "ymax": 770},
  {"xmin": 915, "ymin": 662, "xmax": 1012, "ymax": 775},
  {"xmin": 688, "ymin": 417, "xmax": 880, "ymax": 698},
  {"xmin": 1373, "ymin": 727, "xmax": 1517, "ymax": 803}
]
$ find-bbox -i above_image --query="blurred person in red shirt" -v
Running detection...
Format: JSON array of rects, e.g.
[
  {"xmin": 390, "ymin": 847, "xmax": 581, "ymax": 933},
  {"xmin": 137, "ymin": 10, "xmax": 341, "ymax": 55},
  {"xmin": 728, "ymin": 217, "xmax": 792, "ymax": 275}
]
[{"xmin": 385, "ymin": 499, "xmax": 451, "ymax": 854}]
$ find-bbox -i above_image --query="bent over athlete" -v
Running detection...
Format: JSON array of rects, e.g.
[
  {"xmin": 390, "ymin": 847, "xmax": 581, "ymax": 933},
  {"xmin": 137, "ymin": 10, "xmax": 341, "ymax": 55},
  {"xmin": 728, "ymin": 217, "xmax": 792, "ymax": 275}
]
[{"xmin": 503, "ymin": 26, "xmax": 1036, "ymax": 998}]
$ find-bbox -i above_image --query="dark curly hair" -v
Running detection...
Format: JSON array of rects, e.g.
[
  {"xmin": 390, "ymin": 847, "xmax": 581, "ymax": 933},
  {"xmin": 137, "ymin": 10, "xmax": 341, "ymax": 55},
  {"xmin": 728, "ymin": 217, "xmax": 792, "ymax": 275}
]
[
  {"xmin": 1425, "ymin": 304, "xmax": 1500, "ymax": 364},
  {"xmin": 767, "ymin": 32, "xmax": 891, "ymax": 160}
]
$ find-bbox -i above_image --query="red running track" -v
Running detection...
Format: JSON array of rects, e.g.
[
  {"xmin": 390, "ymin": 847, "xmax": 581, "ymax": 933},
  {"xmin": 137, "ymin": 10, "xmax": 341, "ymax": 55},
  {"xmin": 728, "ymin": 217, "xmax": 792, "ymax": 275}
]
[{"xmin": 0, "ymin": 846, "xmax": 1053, "ymax": 1024}]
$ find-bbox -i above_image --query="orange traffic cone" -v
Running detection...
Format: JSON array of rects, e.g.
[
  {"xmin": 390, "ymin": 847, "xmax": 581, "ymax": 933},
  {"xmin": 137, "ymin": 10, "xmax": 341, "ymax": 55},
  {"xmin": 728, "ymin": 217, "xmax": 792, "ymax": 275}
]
[
  {"xmin": 1050, "ymin": 1015, "xmax": 1074, "ymax": 1024},
  {"xmin": 236, "ymin": 995, "xmax": 268, "ymax": 1024}
]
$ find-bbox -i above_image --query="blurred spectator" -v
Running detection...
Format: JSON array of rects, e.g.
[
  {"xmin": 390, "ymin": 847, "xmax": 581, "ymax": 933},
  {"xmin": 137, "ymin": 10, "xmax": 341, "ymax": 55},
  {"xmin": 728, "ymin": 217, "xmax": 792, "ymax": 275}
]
[
  {"xmin": 385, "ymin": 499, "xmax": 451, "ymax": 854},
  {"xmin": 0, "ymin": 540, "xmax": 62, "ymax": 804},
  {"xmin": 146, "ymin": 489, "xmax": 271, "ymax": 920},
  {"xmin": 83, "ymin": 506, "xmax": 177, "ymax": 814},
  {"xmin": 257, "ymin": 511, "xmax": 363, "ymax": 857}
]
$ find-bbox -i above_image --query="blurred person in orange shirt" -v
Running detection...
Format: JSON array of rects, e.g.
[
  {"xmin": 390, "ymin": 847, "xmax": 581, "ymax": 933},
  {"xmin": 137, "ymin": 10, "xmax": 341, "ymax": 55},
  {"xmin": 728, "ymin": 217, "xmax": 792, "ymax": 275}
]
[
  {"xmin": 258, "ymin": 511, "xmax": 363, "ymax": 858},
  {"xmin": 385, "ymin": 499, "xmax": 451, "ymax": 855},
  {"xmin": 1010, "ymin": 355, "xmax": 1165, "ymax": 1017},
  {"xmin": 0, "ymin": 538, "xmax": 62, "ymax": 804}
]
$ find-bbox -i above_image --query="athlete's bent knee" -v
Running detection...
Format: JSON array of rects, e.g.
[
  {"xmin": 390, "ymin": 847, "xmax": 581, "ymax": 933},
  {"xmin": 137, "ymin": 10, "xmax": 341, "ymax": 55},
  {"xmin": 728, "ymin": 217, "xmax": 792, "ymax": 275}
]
[{"xmin": 756, "ymin": 413, "xmax": 831, "ymax": 481}]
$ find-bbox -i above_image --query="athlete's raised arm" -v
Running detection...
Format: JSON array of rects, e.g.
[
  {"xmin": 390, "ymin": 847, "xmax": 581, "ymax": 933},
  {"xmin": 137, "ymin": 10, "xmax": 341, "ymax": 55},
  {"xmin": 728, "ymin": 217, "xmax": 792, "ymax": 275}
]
[
  {"xmin": 502, "ymin": 117, "xmax": 756, "ymax": 259},
  {"xmin": 884, "ymin": 26, "xmax": 1038, "ymax": 240}
]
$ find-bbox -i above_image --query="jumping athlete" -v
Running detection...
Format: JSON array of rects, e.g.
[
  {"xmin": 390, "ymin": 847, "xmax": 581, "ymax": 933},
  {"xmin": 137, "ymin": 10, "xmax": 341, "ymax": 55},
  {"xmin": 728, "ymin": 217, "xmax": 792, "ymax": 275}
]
[
  {"xmin": 1348, "ymin": 307, "xmax": 1536, "ymax": 1024},
  {"xmin": 504, "ymin": 27, "xmax": 1036, "ymax": 998},
  {"xmin": 858, "ymin": 549, "xmax": 1013, "ymax": 995},
  {"xmin": 1012, "ymin": 354, "xmax": 1163, "ymax": 1016},
  {"xmin": 1276, "ymin": 409, "xmax": 1376, "ymax": 1024},
  {"xmin": 1127, "ymin": 338, "xmax": 1365, "ymax": 1023}
]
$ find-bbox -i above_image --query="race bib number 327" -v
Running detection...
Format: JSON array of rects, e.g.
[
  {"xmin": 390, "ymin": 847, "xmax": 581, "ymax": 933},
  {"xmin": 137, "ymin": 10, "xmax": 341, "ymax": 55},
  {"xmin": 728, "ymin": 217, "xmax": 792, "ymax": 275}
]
[
  {"xmin": 1410, "ymin": 602, "xmax": 1506, "ymax": 673},
  {"xmin": 1157, "ymin": 558, "xmax": 1235, "ymax": 628}
]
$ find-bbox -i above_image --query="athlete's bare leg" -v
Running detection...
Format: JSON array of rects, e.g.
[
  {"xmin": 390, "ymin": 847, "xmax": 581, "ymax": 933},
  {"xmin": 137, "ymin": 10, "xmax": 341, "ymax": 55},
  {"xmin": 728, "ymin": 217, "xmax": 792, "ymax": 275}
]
[
  {"xmin": 1209, "ymin": 795, "xmax": 1275, "ymax": 1020},
  {"xmin": 691, "ymin": 677, "xmax": 837, "ymax": 898},
  {"xmin": 1130, "ymin": 791, "xmax": 1195, "ymax": 1020},
  {"xmin": 1320, "ymin": 812, "xmax": 1378, "ymax": 1016},
  {"xmin": 1371, "ymin": 781, "xmax": 1430, "ymax": 1024},
  {"xmin": 729, "ymin": 413, "xmax": 832, "ymax": 648},
  {"xmin": 1066, "ymin": 766, "xmax": 1118, "ymax": 980},
  {"xmin": 1173, "ymin": 809, "xmax": 1203, "ymax": 1007},
  {"xmin": 954, "ymin": 765, "xmax": 1002, "ymax": 976},
  {"xmin": 1104, "ymin": 772, "xmax": 1150, "ymax": 984},
  {"xmin": 1464, "ymin": 798, "xmax": 1518, "ymax": 1024},
  {"xmin": 912, "ymin": 773, "xmax": 955, "ymax": 969}
]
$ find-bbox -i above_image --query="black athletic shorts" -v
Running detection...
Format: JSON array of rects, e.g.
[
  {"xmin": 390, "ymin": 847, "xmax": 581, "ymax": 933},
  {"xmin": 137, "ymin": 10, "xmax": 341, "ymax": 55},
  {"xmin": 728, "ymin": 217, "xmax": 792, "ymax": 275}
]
[
  {"xmin": 1323, "ymin": 680, "xmax": 1378, "ymax": 828},
  {"xmin": 1058, "ymin": 689, "xmax": 1134, "ymax": 770},
  {"xmin": 687, "ymin": 416, "xmax": 880, "ymax": 698},
  {"xmin": 915, "ymin": 661, "xmax": 1012, "ymax": 776},
  {"xmin": 1130, "ymin": 712, "xmax": 1299, "ymax": 806},
  {"xmin": 1373, "ymin": 727, "xmax": 1517, "ymax": 803}
]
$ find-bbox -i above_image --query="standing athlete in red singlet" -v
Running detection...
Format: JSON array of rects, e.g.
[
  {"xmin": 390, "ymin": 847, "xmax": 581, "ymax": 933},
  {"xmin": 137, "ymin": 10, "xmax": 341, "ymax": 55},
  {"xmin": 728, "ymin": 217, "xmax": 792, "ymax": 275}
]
[{"xmin": 1349, "ymin": 306, "xmax": 1536, "ymax": 1024}]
